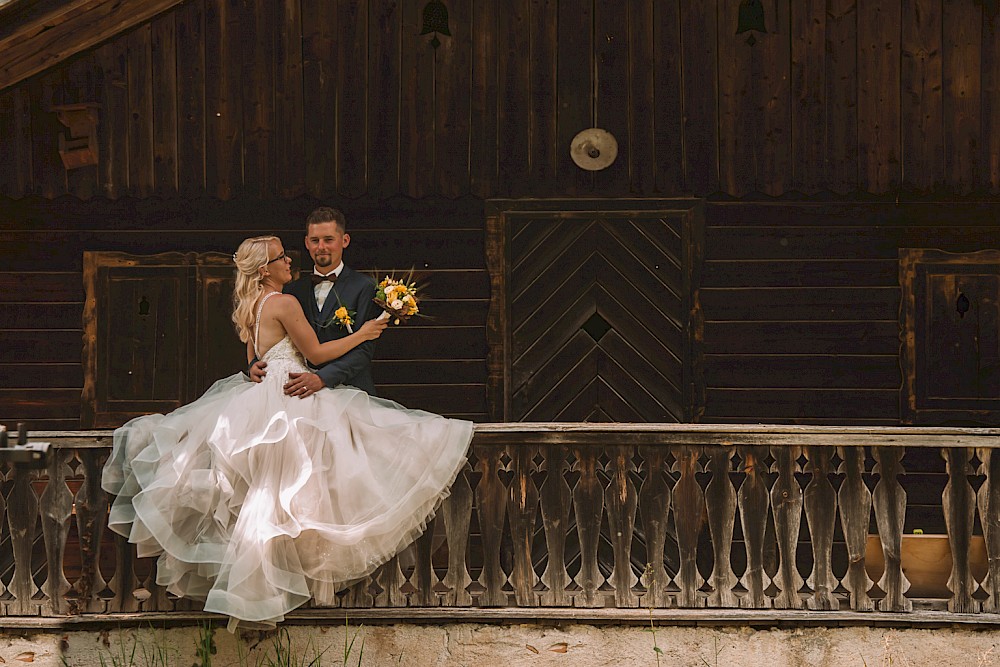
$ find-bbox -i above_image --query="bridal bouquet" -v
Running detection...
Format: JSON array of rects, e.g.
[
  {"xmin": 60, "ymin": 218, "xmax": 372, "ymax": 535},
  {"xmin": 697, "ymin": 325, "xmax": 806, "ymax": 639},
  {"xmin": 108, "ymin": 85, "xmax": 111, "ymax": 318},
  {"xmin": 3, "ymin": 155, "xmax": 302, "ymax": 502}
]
[{"xmin": 374, "ymin": 273, "xmax": 420, "ymax": 324}]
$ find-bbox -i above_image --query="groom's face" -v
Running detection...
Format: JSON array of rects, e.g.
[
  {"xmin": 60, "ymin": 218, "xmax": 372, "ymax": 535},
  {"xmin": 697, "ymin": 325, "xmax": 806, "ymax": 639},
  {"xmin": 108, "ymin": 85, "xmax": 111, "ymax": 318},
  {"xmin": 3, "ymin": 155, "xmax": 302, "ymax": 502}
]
[{"xmin": 305, "ymin": 221, "xmax": 350, "ymax": 271}]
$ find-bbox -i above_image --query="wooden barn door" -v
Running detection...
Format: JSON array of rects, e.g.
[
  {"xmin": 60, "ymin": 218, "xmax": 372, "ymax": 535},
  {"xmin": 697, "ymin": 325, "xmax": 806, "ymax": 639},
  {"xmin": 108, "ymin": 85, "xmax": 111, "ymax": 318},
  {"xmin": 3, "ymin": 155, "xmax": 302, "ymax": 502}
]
[{"xmin": 486, "ymin": 200, "xmax": 703, "ymax": 422}]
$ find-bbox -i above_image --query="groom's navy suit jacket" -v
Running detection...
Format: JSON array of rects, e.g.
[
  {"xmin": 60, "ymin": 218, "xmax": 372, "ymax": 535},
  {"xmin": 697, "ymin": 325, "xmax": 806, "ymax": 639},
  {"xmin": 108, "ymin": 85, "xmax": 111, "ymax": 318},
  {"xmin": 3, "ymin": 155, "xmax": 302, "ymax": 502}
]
[{"xmin": 284, "ymin": 265, "xmax": 379, "ymax": 396}]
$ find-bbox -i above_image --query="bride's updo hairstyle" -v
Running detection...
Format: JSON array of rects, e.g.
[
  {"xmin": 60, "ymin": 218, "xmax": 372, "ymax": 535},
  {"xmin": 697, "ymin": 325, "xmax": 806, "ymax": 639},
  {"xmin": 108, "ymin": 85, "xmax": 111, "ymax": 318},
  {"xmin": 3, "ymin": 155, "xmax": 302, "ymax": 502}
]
[{"xmin": 232, "ymin": 235, "xmax": 279, "ymax": 343}]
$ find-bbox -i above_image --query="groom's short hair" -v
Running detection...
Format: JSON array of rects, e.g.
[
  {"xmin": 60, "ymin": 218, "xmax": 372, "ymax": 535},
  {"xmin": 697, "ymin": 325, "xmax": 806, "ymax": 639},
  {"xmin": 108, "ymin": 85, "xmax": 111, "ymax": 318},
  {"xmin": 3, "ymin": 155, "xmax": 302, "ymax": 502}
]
[{"xmin": 306, "ymin": 207, "xmax": 347, "ymax": 233}]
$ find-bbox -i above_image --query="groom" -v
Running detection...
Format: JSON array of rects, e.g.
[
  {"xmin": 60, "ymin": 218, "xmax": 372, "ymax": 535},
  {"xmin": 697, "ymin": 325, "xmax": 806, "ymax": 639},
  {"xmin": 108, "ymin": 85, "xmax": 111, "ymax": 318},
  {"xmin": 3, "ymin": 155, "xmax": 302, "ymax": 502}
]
[{"xmin": 250, "ymin": 207, "xmax": 379, "ymax": 397}]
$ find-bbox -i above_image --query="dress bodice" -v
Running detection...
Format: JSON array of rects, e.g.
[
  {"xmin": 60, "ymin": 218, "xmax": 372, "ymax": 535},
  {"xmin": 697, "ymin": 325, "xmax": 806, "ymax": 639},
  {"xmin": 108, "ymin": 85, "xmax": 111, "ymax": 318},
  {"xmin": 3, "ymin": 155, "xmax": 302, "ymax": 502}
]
[{"xmin": 255, "ymin": 292, "xmax": 310, "ymax": 381}]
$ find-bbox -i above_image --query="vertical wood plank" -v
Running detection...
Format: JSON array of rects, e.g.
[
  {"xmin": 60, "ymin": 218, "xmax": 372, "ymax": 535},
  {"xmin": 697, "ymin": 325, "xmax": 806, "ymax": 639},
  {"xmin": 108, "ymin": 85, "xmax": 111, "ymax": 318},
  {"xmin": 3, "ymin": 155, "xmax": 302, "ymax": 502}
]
[
  {"xmin": 872, "ymin": 446, "xmax": 912, "ymax": 611},
  {"xmin": 593, "ymin": 0, "xmax": 630, "ymax": 194},
  {"xmin": 29, "ymin": 70, "xmax": 68, "ymax": 199},
  {"xmin": 943, "ymin": 0, "xmax": 982, "ymax": 194},
  {"xmin": 242, "ymin": 0, "xmax": 276, "ymax": 198},
  {"xmin": 507, "ymin": 445, "xmax": 539, "ymax": 606},
  {"xmin": 176, "ymin": 0, "xmax": 207, "ymax": 197},
  {"xmin": 605, "ymin": 446, "xmax": 638, "ymax": 607},
  {"xmin": 127, "ymin": 24, "xmax": 154, "ymax": 197},
  {"xmin": 1, "ymin": 87, "xmax": 32, "ymax": 197},
  {"xmin": 61, "ymin": 53, "xmax": 101, "ymax": 199},
  {"xmin": 756, "ymin": 0, "xmax": 791, "ymax": 196},
  {"xmin": 942, "ymin": 447, "xmax": 979, "ymax": 612},
  {"xmin": 151, "ymin": 12, "xmax": 179, "ymax": 196},
  {"xmin": 572, "ymin": 447, "xmax": 606, "ymax": 607},
  {"xmin": 442, "ymin": 462, "xmax": 474, "ymax": 606},
  {"xmin": 497, "ymin": 0, "xmax": 530, "ymax": 196},
  {"xmin": 435, "ymin": 0, "xmax": 472, "ymax": 198},
  {"xmin": 717, "ymin": 0, "xmax": 755, "ymax": 198},
  {"xmin": 638, "ymin": 445, "xmax": 672, "ymax": 608},
  {"xmin": 336, "ymin": 0, "xmax": 367, "ymax": 198},
  {"xmin": 6, "ymin": 465, "xmax": 40, "ymax": 614},
  {"xmin": 770, "ymin": 445, "xmax": 803, "ymax": 609},
  {"xmin": 40, "ymin": 448, "xmax": 73, "ymax": 615},
  {"xmin": 825, "ymin": 0, "xmax": 858, "ymax": 192},
  {"xmin": 475, "ymin": 446, "xmax": 508, "ymax": 606},
  {"xmin": 978, "ymin": 447, "xmax": 1000, "ymax": 612},
  {"xmin": 302, "ymin": 0, "xmax": 334, "ymax": 197},
  {"xmin": 367, "ymin": 0, "xmax": 401, "ymax": 198},
  {"xmin": 470, "ymin": 0, "xmax": 498, "ymax": 197},
  {"xmin": 555, "ymin": 0, "xmax": 593, "ymax": 195},
  {"xmin": 97, "ymin": 39, "xmax": 129, "ymax": 199},
  {"xmin": 857, "ymin": 0, "xmax": 901, "ymax": 193},
  {"xmin": 527, "ymin": 0, "xmax": 558, "ymax": 194},
  {"xmin": 205, "ymin": 0, "xmax": 245, "ymax": 200},
  {"xmin": 738, "ymin": 446, "xmax": 772, "ymax": 608},
  {"xmin": 652, "ymin": 0, "xmax": 683, "ymax": 194},
  {"xmin": 901, "ymin": 0, "xmax": 944, "ymax": 193},
  {"xmin": 626, "ymin": 0, "xmax": 655, "ymax": 195},
  {"xmin": 704, "ymin": 447, "xmax": 738, "ymax": 607},
  {"xmin": 791, "ymin": 0, "xmax": 827, "ymax": 193},
  {"xmin": 74, "ymin": 449, "xmax": 108, "ymax": 613},
  {"xmin": 984, "ymin": 0, "xmax": 1000, "ymax": 193},
  {"xmin": 399, "ymin": 0, "xmax": 436, "ymax": 198},
  {"xmin": 680, "ymin": 0, "xmax": 719, "ymax": 194},
  {"xmin": 838, "ymin": 446, "xmax": 874, "ymax": 611},
  {"xmin": 672, "ymin": 446, "xmax": 705, "ymax": 607},
  {"xmin": 803, "ymin": 446, "xmax": 839, "ymax": 610},
  {"xmin": 273, "ymin": 0, "xmax": 304, "ymax": 198}
]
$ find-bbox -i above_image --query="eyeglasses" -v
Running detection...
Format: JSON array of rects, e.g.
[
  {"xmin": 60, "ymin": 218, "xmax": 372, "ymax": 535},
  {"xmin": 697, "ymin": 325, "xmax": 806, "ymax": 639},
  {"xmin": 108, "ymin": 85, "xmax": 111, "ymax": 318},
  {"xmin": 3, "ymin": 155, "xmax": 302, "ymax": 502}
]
[{"xmin": 265, "ymin": 252, "xmax": 287, "ymax": 265}]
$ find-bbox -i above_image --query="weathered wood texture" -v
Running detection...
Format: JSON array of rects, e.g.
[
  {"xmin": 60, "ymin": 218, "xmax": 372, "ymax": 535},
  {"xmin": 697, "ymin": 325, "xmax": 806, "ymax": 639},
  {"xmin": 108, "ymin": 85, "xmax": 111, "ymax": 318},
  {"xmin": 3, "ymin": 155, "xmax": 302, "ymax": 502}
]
[
  {"xmin": 2, "ymin": 0, "xmax": 1000, "ymax": 198},
  {"xmin": 700, "ymin": 202, "xmax": 1000, "ymax": 425},
  {"xmin": 4, "ymin": 425, "xmax": 999, "ymax": 618},
  {"xmin": 0, "ymin": 197, "xmax": 488, "ymax": 430}
]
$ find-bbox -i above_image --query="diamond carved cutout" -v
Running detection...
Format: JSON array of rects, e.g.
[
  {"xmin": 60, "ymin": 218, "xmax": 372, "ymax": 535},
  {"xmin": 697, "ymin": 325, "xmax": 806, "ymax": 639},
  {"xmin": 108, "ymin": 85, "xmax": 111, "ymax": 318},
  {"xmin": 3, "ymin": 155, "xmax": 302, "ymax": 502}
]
[{"xmin": 581, "ymin": 312, "xmax": 612, "ymax": 341}]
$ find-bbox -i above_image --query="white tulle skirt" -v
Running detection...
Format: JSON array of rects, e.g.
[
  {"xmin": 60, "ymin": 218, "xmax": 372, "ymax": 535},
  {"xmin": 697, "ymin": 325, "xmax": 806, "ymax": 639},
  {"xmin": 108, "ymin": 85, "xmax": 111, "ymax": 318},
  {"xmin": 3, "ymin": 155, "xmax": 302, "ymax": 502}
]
[{"xmin": 102, "ymin": 371, "xmax": 473, "ymax": 629}]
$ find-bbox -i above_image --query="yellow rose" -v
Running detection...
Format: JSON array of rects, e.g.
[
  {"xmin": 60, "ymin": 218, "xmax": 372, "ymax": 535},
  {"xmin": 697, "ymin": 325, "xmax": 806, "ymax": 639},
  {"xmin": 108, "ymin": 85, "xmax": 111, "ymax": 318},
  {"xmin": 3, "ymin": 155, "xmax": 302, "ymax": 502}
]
[{"xmin": 335, "ymin": 306, "xmax": 348, "ymax": 319}]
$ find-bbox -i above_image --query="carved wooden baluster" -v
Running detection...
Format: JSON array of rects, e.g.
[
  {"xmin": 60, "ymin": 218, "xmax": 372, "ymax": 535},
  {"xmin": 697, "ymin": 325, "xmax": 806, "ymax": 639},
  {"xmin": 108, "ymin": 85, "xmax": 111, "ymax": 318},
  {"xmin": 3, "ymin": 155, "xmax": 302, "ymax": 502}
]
[
  {"xmin": 942, "ymin": 447, "xmax": 979, "ymax": 613},
  {"xmin": 507, "ymin": 445, "xmax": 539, "ymax": 606},
  {"xmin": 770, "ymin": 446, "xmax": 803, "ymax": 609},
  {"xmin": 738, "ymin": 446, "xmax": 771, "ymax": 608},
  {"xmin": 672, "ymin": 446, "xmax": 705, "ymax": 607},
  {"xmin": 978, "ymin": 447, "xmax": 1000, "ymax": 612},
  {"xmin": 74, "ymin": 449, "xmax": 109, "ymax": 613},
  {"xmin": 341, "ymin": 576, "xmax": 374, "ymax": 608},
  {"xmin": 605, "ymin": 445, "xmax": 638, "ymax": 608},
  {"xmin": 638, "ymin": 445, "xmax": 672, "ymax": 608},
  {"xmin": 441, "ymin": 461, "xmax": 474, "ymax": 606},
  {"xmin": 704, "ymin": 447, "xmax": 737, "ymax": 608},
  {"xmin": 40, "ymin": 447, "xmax": 74, "ymax": 615},
  {"xmin": 476, "ymin": 445, "xmax": 509, "ymax": 606},
  {"xmin": 108, "ymin": 534, "xmax": 142, "ymax": 612},
  {"xmin": 872, "ymin": 446, "xmax": 911, "ymax": 611},
  {"xmin": 838, "ymin": 446, "xmax": 873, "ymax": 611},
  {"xmin": 803, "ymin": 446, "xmax": 838, "ymax": 610},
  {"xmin": 538, "ymin": 445, "xmax": 572, "ymax": 607},
  {"xmin": 409, "ymin": 515, "xmax": 440, "ymax": 606},
  {"xmin": 572, "ymin": 446, "xmax": 606, "ymax": 607},
  {"xmin": 0, "ymin": 464, "xmax": 8, "ymax": 606},
  {"xmin": 374, "ymin": 555, "xmax": 407, "ymax": 607},
  {"xmin": 7, "ymin": 463, "xmax": 40, "ymax": 615}
]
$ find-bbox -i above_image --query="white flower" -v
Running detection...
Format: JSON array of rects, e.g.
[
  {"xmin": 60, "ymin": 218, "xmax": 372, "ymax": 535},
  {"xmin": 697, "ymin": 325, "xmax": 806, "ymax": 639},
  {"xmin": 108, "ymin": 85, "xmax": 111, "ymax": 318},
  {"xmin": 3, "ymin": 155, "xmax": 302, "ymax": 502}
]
[{"xmin": 391, "ymin": 299, "xmax": 404, "ymax": 309}]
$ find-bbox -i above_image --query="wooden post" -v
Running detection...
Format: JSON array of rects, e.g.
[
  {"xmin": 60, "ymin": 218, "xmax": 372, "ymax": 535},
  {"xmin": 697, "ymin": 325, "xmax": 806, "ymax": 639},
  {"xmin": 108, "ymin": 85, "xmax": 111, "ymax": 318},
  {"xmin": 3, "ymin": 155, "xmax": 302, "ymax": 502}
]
[
  {"xmin": 803, "ymin": 447, "xmax": 839, "ymax": 610},
  {"xmin": 475, "ymin": 446, "xmax": 509, "ymax": 606},
  {"xmin": 704, "ymin": 447, "xmax": 738, "ymax": 607},
  {"xmin": 942, "ymin": 447, "xmax": 979, "ymax": 612},
  {"xmin": 604, "ymin": 446, "xmax": 638, "ymax": 607},
  {"xmin": 638, "ymin": 445, "xmax": 673, "ymax": 608},
  {"xmin": 873, "ymin": 447, "xmax": 911, "ymax": 611},
  {"xmin": 838, "ymin": 446, "xmax": 873, "ymax": 611},
  {"xmin": 6, "ymin": 464, "xmax": 40, "ymax": 615},
  {"xmin": 738, "ymin": 446, "xmax": 772, "ymax": 608},
  {"xmin": 73, "ymin": 449, "xmax": 109, "ymax": 613},
  {"xmin": 572, "ymin": 447, "xmax": 606, "ymax": 608},
  {"xmin": 538, "ymin": 445, "xmax": 572, "ymax": 606},
  {"xmin": 441, "ymin": 462, "xmax": 474, "ymax": 606},
  {"xmin": 672, "ymin": 446, "xmax": 705, "ymax": 607},
  {"xmin": 978, "ymin": 447, "xmax": 1000, "ymax": 612},
  {"xmin": 507, "ymin": 445, "xmax": 540, "ymax": 606},
  {"xmin": 39, "ymin": 448, "xmax": 73, "ymax": 615}
]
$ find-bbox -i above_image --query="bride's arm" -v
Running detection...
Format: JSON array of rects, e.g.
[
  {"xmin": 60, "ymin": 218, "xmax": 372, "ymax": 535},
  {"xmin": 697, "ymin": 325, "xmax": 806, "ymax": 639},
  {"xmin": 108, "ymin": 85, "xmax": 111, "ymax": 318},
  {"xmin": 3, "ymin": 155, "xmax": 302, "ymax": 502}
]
[{"xmin": 271, "ymin": 295, "xmax": 385, "ymax": 364}]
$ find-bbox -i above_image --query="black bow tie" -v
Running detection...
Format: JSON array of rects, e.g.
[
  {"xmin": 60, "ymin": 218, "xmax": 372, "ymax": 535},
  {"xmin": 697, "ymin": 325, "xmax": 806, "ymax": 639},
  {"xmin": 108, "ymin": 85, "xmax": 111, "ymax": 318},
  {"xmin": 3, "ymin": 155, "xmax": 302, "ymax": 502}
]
[{"xmin": 311, "ymin": 273, "xmax": 338, "ymax": 286}]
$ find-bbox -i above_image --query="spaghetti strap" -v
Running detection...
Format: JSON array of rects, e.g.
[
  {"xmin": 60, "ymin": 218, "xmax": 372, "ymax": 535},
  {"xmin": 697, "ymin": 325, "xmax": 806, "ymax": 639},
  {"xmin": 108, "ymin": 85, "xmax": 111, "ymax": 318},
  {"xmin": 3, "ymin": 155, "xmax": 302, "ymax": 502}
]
[{"xmin": 253, "ymin": 291, "xmax": 281, "ymax": 359}]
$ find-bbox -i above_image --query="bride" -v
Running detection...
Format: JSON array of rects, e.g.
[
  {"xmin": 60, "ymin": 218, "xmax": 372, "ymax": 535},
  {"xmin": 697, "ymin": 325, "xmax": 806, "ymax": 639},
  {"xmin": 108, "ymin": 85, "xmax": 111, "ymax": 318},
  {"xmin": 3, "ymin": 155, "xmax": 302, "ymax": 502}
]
[{"xmin": 102, "ymin": 235, "xmax": 474, "ymax": 630}]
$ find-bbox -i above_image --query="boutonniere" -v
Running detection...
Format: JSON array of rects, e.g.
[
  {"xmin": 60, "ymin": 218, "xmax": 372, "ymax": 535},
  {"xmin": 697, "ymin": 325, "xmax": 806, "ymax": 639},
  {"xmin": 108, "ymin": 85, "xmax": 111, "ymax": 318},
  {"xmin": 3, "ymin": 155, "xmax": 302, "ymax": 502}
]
[{"xmin": 318, "ymin": 292, "xmax": 356, "ymax": 333}]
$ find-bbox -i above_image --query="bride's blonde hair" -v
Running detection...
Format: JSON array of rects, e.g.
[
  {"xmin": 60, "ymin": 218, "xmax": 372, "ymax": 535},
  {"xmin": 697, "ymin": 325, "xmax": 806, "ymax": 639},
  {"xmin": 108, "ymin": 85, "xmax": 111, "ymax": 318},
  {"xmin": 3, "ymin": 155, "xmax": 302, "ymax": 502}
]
[{"xmin": 232, "ymin": 235, "xmax": 279, "ymax": 343}]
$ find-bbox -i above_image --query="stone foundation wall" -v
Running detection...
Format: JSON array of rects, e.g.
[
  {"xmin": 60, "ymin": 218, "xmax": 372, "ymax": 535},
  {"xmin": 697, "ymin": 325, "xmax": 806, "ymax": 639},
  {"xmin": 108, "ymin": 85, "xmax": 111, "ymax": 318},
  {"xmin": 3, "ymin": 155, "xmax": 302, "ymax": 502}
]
[{"xmin": 5, "ymin": 623, "xmax": 1000, "ymax": 666}]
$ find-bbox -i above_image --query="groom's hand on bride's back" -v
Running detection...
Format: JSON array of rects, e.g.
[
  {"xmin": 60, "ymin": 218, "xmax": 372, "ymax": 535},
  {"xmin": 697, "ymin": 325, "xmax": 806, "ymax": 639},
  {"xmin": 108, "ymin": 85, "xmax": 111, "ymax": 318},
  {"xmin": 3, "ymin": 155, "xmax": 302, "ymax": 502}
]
[
  {"xmin": 249, "ymin": 360, "xmax": 267, "ymax": 383},
  {"xmin": 285, "ymin": 372, "xmax": 323, "ymax": 398}
]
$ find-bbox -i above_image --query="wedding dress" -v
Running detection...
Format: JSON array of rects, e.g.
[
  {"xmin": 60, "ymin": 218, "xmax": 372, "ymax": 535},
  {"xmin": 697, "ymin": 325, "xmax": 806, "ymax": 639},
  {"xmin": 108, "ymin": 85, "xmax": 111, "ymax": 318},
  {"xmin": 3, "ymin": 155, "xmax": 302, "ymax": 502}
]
[{"xmin": 102, "ymin": 292, "xmax": 473, "ymax": 628}]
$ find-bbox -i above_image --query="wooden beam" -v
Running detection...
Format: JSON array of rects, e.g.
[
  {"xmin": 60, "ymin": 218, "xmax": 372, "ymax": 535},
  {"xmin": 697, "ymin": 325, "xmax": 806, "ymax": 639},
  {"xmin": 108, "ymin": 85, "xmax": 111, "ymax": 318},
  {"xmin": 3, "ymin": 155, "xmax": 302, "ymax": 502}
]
[{"xmin": 0, "ymin": 0, "xmax": 188, "ymax": 93}]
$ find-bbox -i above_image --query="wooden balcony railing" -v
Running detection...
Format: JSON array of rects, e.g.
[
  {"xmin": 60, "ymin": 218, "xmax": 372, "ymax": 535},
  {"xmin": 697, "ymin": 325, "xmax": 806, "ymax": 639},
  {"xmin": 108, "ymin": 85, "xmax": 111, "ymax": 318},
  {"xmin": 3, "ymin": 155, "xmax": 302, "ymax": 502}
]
[{"xmin": 2, "ymin": 424, "xmax": 999, "ymax": 622}]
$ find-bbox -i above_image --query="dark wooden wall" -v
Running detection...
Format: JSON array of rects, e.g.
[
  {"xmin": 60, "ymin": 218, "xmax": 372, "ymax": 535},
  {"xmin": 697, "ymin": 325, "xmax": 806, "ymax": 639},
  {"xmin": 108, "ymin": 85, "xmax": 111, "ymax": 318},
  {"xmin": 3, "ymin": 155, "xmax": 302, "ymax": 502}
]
[
  {"xmin": 0, "ymin": 196, "xmax": 488, "ymax": 430},
  {"xmin": 2, "ymin": 0, "xmax": 1000, "ymax": 200}
]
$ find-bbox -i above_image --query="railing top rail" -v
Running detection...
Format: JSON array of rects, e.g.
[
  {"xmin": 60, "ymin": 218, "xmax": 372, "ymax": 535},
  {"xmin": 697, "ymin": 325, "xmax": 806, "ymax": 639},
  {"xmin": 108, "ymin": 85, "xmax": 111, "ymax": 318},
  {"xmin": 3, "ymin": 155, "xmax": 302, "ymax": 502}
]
[{"xmin": 30, "ymin": 423, "xmax": 1000, "ymax": 449}]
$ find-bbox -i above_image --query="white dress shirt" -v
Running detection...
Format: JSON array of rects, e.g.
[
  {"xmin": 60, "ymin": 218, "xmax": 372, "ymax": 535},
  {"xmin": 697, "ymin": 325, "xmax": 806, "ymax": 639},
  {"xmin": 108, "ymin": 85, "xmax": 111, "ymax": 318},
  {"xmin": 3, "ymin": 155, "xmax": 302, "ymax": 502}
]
[{"xmin": 313, "ymin": 262, "xmax": 344, "ymax": 311}]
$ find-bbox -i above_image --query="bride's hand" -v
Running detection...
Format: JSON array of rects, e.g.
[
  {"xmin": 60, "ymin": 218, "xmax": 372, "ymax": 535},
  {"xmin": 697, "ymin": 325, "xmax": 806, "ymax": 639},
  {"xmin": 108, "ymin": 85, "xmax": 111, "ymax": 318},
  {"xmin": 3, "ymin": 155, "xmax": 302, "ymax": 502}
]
[{"xmin": 359, "ymin": 317, "xmax": 389, "ymax": 340}]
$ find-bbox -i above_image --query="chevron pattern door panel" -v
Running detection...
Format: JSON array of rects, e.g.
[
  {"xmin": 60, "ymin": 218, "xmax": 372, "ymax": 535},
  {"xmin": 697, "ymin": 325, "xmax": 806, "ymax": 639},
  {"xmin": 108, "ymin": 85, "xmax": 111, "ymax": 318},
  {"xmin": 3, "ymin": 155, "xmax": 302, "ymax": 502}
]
[{"xmin": 486, "ymin": 201, "xmax": 703, "ymax": 422}]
